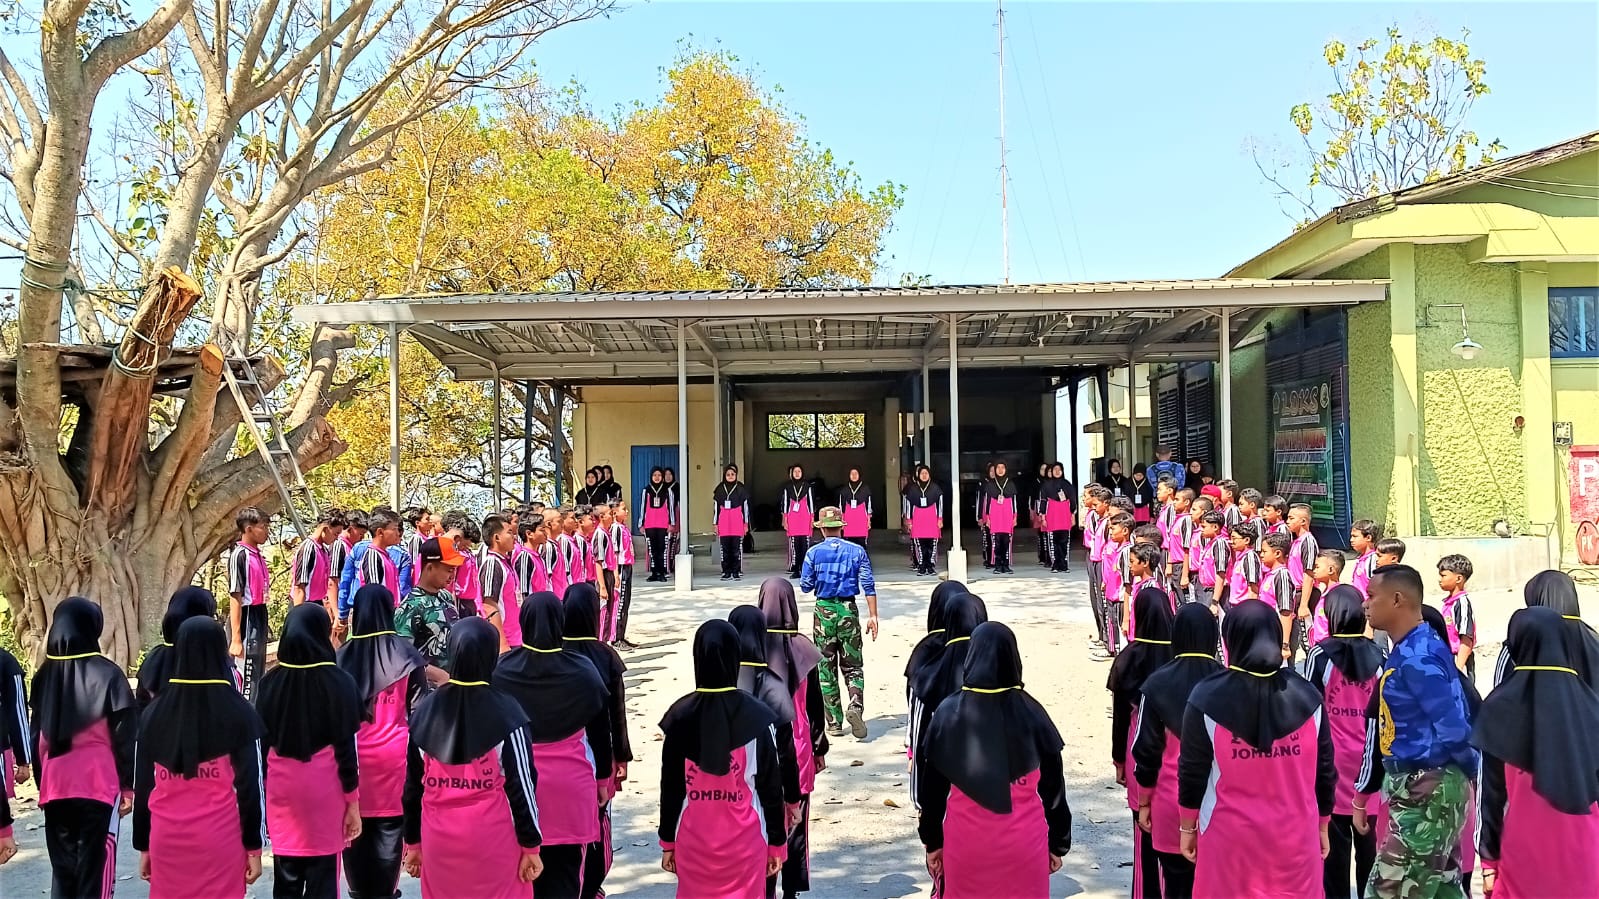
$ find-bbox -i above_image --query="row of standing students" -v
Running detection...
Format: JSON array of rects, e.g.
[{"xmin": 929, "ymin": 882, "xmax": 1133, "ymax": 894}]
[{"xmin": 1105, "ymin": 567, "xmax": 1599, "ymax": 899}]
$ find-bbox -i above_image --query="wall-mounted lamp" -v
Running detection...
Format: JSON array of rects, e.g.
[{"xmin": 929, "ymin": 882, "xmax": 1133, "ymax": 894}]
[{"xmin": 1423, "ymin": 303, "xmax": 1482, "ymax": 360}]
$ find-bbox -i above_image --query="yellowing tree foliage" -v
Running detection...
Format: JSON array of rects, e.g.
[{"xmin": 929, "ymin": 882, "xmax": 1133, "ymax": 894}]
[{"xmin": 305, "ymin": 51, "xmax": 903, "ymax": 508}]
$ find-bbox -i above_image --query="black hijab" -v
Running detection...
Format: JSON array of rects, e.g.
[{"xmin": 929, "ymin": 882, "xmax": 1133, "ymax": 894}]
[
  {"xmin": 409, "ymin": 618, "xmax": 530, "ymax": 765},
  {"xmin": 1140, "ymin": 604, "xmax": 1222, "ymax": 732},
  {"xmin": 137, "ymin": 587, "xmax": 219, "ymax": 700},
  {"xmin": 140, "ymin": 618, "xmax": 265, "ymax": 777},
  {"xmin": 1107, "ymin": 587, "xmax": 1177, "ymax": 698},
  {"xmin": 839, "ymin": 470, "xmax": 872, "ymax": 505},
  {"xmin": 715, "ymin": 466, "xmax": 750, "ymax": 507},
  {"xmin": 730, "ymin": 605, "xmax": 796, "ymax": 724},
  {"xmin": 492, "ymin": 591, "xmax": 608, "ymax": 742},
  {"xmin": 257, "ymin": 603, "xmax": 362, "ymax": 762},
  {"xmin": 563, "ymin": 583, "xmax": 626, "ymax": 686},
  {"xmin": 336, "ymin": 584, "xmax": 424, "ymax": 713},
  {"xmin": 924, "ymin": 622, "xmax": 1063, "ymax": 814},
  {"xmin": 980, "ymin": 473, "xmax": 1018, "ymax": 500},
  {"xmin": 1473, "ymin": 607, "xmax": 1599, "ymax": 815},
  {"xmin": 1422, "ymin": 606, "xmax": 1482, "ymax": 716},
  {"xmin": 911, "ymin": 593, "xmax": 988, "ymax": 709},
  {"xmin": 1189, "ymin": 600, "xmax": 1321, "ymax": 752},
  {"xmin": 34, "ymin": 596, "xmax": 135, "ymax": 752},
  {"xmin": 905, "ymin": 580, "xmax": 966, "ymax": 679},
  {"xmin": 1315, "ymin": 585, "xmax": 1385, "ymax": 684},
  {"xmin": 909, "ymin": 467, "xmax": 944, "ymax": 505},
  {"xmin": 660, "ymin": 620, "xmax": 777, "ymax": 776},
  {"xmin": 1099, "ymin": 460, "xmax": 1128, "ymax": 494},
  {"xmin": 756, "ymin": 577, "xmax": 822, "ymax": 690},
  {"xmin": 1520, "ymin": 570, "xmax": 1599, "ymax": 689}
]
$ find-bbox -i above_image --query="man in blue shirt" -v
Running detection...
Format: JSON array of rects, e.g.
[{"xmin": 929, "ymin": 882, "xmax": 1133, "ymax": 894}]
[
  {"xmin": 1361, "ymin": 563, "xmax": 1475, "ymax": 899},
  {"xmin": 1145, "ymin": 444, "xmax": 1185, "ymax": 490},
  {"xmin": 800, "ymin": 507, "xmax": 880, "ymax": 740}
]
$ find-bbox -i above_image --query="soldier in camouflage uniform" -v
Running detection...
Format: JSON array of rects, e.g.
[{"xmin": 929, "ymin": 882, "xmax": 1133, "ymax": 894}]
[
  {"xmin": 799, "ymin": 507, "xmax": 880, "ymax": 739},
  {"xmin": 396, "ymin": 536, "xmax": 464, "ymax": 676}
]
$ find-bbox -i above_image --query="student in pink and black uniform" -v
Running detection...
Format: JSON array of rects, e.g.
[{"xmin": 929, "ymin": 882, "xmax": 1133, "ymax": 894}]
[
  {"xmin": 1176, "ymin": 600, "xmax": 1335, "ymax": 897},
  {"xmin": 729, "ymin": 606, "xmax": 806, "ymax": 898},
  {"xmin": 562, "ymin": 584, "xmax": 633, "ymax": 899},
  {"xmin": 1182, "ymin": 505, "xmax": 1225, "ymax": 611},
  {"xmin": 1099, "ymin": 514, "xmax": 1133, "ymax": 656},
  {"xmin": 658, "ymin": 620, "xmax": 787, "ymax": 897},
  {"xmin": 478, "ymin": 514, "xmax": 522, "ymax": 654},
  {"xmin": 494, "ymin": 592, "xmax": 612, "ymax": 898},
  {"xmin": 1496, "ymin": 570, "xmax": 1599, "ymax": 688},
  {"xmin": 1083, "ymin": 485, "xmax": 1111, "ymax": 639},
  {"xmin": 441, "ymin": 511, "xmax": 482, "ymax": 620},
  {"xmin": 1301, "ymin": 585, "xmax": 1384, "ymax": 897},
  {"xmin": 0, "ymin": 642, "xmax": 30, "ymax": 815},
  {"xmin": 1436, "ymin": 554, "xmax": 1478, "ymax": 681},
  {"xmin": 1129, "ymin": 463, "xmax": 1155, "ymax": 524},
  {"xmin": 1347, "ymin": 520, "xmax": 1380, "ymax": 596},
  {"xmin": 1041, "ymin": 463, "xmax": 1075, "ymax": 572},
  {"xmin": 642, "ymin": 467, "xmax": 678, "ymax": 583},
  {"xmin": 1222, "ymin": 520, "xmax": 1262, "ymax": 609},
  {"xmin": 291, "ymin": 508, "xmax": 343, "ymax": 617},
  {"xmin": 32, "ymin": 597, "xmax": 137, "ymax": 899},
  {"xmin": 1286, "ymin": 503, "xmax": 1321, "ymax": 654},
  {"xmin": 919, "ymin": 622, "xmax": 1073, "ymax": 898},
  {"xmin": 756, "ymin": 577, "xmax": 829, "ymax": 899},
  {"xmin": 903, "ymin": 465, "xmax": 945, "ymax": 576},
  {"xmin": 402, "ymin": 618, "xmax": 544, "ymax": 898},
  {"xmin": 1259, "ymin": 532, "xmax": 1298, "ymax": 660},
  {"xmin": 715, "ymin": 466, "xmax": 752, "ymax": 580},
  {"xmin": 136, "ymin": 587, "xmax": 220, "ymax": 709},
  {"xmin": 133, "ymin": 617, "xmax": 267, "ymax": 898},
  {"xmin": 908, "ymin": 594, "xmax": 987, "ymax": 809},
  {"xmin": 837, "ymin": 468, "xmax": 873, "ymax": 549},
  {"xmin": 513, "ymin": 517, "xmax": 552, "ymax": 609},
  {"xmin": 228, "ymin": 505, "xmax": 273, "ymax": 702},
  {"xmin": 980, "ymin": 463, "xmax": 1020, "ymax": 574},
  {"xmin": 781, "ymin": 466, "xmax": 816, "ymax": 579},
  {"xmin": 1132, "ymin": 603, "xmax": 1221, "ymax": 897},
  {"xmin": 604, "ymin": 505, "xmax": 637, "ymax": 646},
  {"xmin": 337, "ymin": 584, "xmax": 427, "ymax": 899},
  {"xmin": 255, "ymin": 603, "xmax": 363, "ymax": 899},
  {"xmin": 1472, "ymin": 606, "xmax": 1599, "ymax": 898},
  {"xmin": 1107, "ymin": 588, "xmax": 1175, "ymax": 898}
]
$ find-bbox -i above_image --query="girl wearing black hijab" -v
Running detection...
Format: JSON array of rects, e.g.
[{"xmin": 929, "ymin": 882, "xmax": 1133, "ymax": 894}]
[
  {"xmin": 1132, "ymin": 603, "xmax": 1221, "ymax": 897},
  {"xmin": 904, "ymin": 464, "xmax": 945, "ymax": 576},
  {"xmin": 641, "ymin": 467, "xmax": 676, "ymax": 582},
  {"xmin": 133, "ymin": 617, "xmax": 266, "ymax": 897},
  {"xmin": 918, "ymin": 622, "xmax": 1071, "ymax": 897},
  {"xmin": 575, "ymin": 468, "xmax": 605, "ymax": 507},
  {"xmin": 136, "ymin": 586, "xmax": 221, "ymax": 708},
  {"xmin": 658, "ymin": 620, "xmax": 785, "ymax": 897},
  {"xmin": 1041, "ymin": 463, "xmax": 1074, "ymax": 573},
  {"xmin": 1473, "ymin": 606, "xmax": 1599, "ymax": 896},
  {"xmin": 980, "ymin": 465, "xmax": 1021, "ymax": 574},
  {"xmin": 730, "ymin": 606, "xmax": 803, "ymax": 805},
  {"xmin": 904, "ymin": 580, "xmax": 965, "ymax": 695},
  {"xmin": 33, "ymin": 596, "xmax": 139, "ymax": 898},
  {"xmin": 754, "ymin": 577, "xmax": 827, "ymax": 899},
  {"xmin": 1107, "ymin": 587, "xmax": 1175, "ymax": 899},
  {"xmin": 0, "ymin": 637, "xmax": 28, "ymax": 855},
  {"xmin": 402, "ymin": 617, "xmax": 543, "ymax": 898},
  {"xmin": 336, "ymin": 584, "xmax": 426, "ymax": 899},
  {"xmin": 837, "ymin": 467, "xmax": 873, "ymax": 547},
  {"xmin": 1302, "ymin": 584, "xmax": 1385, "ymax": 897},
  {"xmin": 908, "ymin": 593, "xmax": 987, "ymax": 809},
  {"xmin": 563, "ymin": 582, "xmax": 633, "ymax": 899},
  {"xmin": 1176, "ymin": 600, "xmax": 1333, "ymax": 896},
  {"xmin": 493, "ymin": 592, "xmax": 611, "ymax": 898},
  {"xmin": 714, "ymin": 465, "xmax": 752, "ymax": 580},
  {"xmin": 1100, "ymin": 458, "xmax": 1129, "ymax": 497},
  {"xmin": 257, "ymin": 603, "xmax": 363, "ymax": 898},
  {"xmin": 1129, "ymin": 463, "xmax": 1155, "ymax": 524},
  {"xmin": 1495, "ymin": 569, "xmax": 1599, "ymax": 689}
]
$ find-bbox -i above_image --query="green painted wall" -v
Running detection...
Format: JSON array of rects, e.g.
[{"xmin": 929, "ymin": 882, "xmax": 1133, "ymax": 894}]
[
  {"xmin": 1413, "ymin": 244, "xmax": 1526, "ymax": 535},
  {"xmin": 1330, "ymin": 248, "xmax": 1398, "ymax": 526},
  {"xmin": 1228, "ymin": 321, "xmax": 1273, "ymax": 489}
]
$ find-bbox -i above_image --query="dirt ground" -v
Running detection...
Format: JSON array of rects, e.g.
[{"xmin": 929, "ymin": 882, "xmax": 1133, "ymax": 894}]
[{"xmin": 2, "ymin": 540, "xmax": 1586, "ymax": 898}]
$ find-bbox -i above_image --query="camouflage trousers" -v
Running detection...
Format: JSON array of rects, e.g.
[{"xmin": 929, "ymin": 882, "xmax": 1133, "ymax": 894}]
[
  {"xmin": 813, "ymin": 597, "xmax": 865, "ymax": 725},
  {"xmin": 1367, "ymin": 766, "xmax": 1469, "ymax": 899}
]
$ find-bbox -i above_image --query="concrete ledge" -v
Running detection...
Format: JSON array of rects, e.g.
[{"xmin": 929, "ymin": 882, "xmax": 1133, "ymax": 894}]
[{"xmin": 1397, "ymin": 536, "xmax": 1552, "ymax": 592}]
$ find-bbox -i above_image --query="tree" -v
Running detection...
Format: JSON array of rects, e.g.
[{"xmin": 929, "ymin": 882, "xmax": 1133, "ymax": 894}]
[
  {"xmin": 0, "ymin": 0, "xmax": 608, "ymax": 664},
  {"xmin": 1255, "ymin": 26, "xmax": 1505, "ymax": 222},
  {"xmin": 304, "ymin": 50, "xmax": 902, "ymax": 508}
]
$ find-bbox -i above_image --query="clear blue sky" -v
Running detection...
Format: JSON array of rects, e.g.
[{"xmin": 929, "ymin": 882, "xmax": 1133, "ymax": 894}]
[{"xmin": 527, "ymin": 1, "xmax": 1599, "ymax": 284}]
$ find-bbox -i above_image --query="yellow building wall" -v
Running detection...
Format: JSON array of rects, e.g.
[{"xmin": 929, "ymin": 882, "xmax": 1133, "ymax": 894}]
[{"xmin": 571, "ymin": 385, "xmax": 719, "ymax": 535}]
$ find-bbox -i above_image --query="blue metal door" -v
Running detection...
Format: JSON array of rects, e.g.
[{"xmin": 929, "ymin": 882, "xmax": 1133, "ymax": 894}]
[{"xmin": 629, "ymin": 445, "xmax": 679, "ymax": 522}]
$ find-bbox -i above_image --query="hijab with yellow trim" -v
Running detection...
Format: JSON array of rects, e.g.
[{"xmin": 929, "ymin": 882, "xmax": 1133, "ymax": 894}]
[
  {"xmin": 33, "ymin": 596, "xmax": 135, "ymax": 753},
  {"xmin": 659, "ymin": 620, "xmax": 777, "ymax": 776},
  {"xmin": 492, "ymin": 591, "xmax": 607, "ymax": 742},
  {"xmin": 1188, "ymin": 600, "xmax": 1321, "ymax": 753},
  {"xmin": 257, "ymin": 603, "xmax": 362, "ymax": 761}
]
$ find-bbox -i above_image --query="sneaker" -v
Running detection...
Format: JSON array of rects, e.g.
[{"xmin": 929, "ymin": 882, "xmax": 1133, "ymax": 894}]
[
  {"xmin": 825, "ymin": 722, "xmax": 845, "ymax": 737},
  {"xmin": 845, "ymin": 707, "xmax": 868, "ymax": 739},
  {"xmin": 1089, "ymin": 649, "xmax": 1115, "ymax": 662},
  {"xmin": 734, "ymin": 573, "xmax": 742, "ymax": 579},
  {"xmin": 613, "ymin": 639, "xmax": 639, "ymax": 651}
]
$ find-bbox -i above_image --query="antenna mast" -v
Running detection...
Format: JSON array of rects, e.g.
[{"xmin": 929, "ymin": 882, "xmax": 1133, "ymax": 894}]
[{"xmin": 997, "ymin": 0, "xmax": 1010, "ymax": 285}]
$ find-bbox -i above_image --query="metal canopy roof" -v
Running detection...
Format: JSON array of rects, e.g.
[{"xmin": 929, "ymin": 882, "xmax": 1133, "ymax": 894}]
[{"xmin": 290, "ymin": 279, "xmax": 1388, "ymax": 382}]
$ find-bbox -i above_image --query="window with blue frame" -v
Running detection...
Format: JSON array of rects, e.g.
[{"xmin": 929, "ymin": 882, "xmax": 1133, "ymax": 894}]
[{"xmin": 1551, "ymin": 288, "xmax": 1599, "ymax": 358}]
